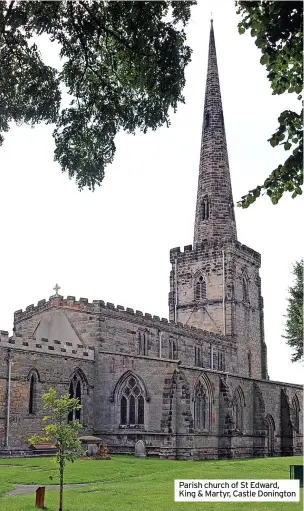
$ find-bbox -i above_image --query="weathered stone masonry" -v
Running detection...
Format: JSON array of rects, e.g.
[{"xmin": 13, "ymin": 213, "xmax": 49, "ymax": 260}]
[{"xmin": 0, "ymin": 20, "xmax": 302, "ymax": 459}]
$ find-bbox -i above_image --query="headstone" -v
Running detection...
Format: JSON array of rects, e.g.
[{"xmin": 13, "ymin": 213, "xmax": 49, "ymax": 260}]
[
  {"xmin": 87, "ymin": 443, "xmax": 99, "ymax": 456},
  {"xmin": 35, "ymin": 487, "xmax": 45, "ymax": 509},
  {"xmin": 135, "ymin": 440, "xmax": 146, "ymax": 458}
]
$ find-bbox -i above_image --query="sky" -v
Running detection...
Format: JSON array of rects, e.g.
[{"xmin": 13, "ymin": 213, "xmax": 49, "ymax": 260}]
[{"xmin": 0, "ymin": 1, "xmax": 302, "ymax": 385}]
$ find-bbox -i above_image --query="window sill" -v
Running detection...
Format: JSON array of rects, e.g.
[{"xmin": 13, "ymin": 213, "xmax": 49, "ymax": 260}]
[
  {"xmin": 194, "ymin": 429, "xmax": 209, "ymax": 434},
  {"xmin": 119, "ymin": 424, "xmax": 145, "ymax": 430}
]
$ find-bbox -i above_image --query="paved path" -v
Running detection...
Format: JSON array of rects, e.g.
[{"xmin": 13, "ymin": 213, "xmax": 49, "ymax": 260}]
[{"xmin": 5, "ymin": 484, "xmax": 89, "ymax": 497}]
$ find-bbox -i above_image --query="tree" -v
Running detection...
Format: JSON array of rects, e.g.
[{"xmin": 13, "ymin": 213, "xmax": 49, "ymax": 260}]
[
  {"xmin": 0, "ymin": 0, "xmax": 195, "ymax": 190},
  {"xmin": 236, "ymin": 1, "xmax": 303, "ymax": 208},
  {"xmin": 283, "ymin": 260, "xmax": 303, "ymax": 363},
  {"xmin": 29, "ymin": 388, "xmax": 83, "ymax": 511}
]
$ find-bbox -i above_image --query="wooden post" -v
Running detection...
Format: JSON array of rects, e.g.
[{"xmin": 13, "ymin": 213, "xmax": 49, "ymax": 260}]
[{"xmin": 35, "ymin": 486, "xmax": 45, "ymax": 509}]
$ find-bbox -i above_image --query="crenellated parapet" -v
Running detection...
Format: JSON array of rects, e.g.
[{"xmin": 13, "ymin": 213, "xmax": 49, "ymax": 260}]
[
  {"xmin": 12, "ymin": 295, "xmax": 233, "ymax": 349},
  {"xmin": 170, "ymin": 240, "xmax": 261, "ymax": 265},
  {"xmin": 0, "ymin": 331, "xmax": 95, "ymax": 360}
]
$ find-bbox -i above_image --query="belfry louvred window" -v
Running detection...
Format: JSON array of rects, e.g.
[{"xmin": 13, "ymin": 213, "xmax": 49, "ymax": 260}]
[
  {"xmin": 120, "ymin": 375, "xmax": 144, "ymax": 426},
  {"xmin": 195, "ymin": 276, "xmax": 206, "ymax": 301}
]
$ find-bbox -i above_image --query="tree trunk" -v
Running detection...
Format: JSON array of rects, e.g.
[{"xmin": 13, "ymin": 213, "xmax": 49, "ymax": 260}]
[{"xmin": 59, "ymin": 456, "xmax": 64, "ymax": 511}]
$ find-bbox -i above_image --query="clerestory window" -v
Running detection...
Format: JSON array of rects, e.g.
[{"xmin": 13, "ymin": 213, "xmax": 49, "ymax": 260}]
[{"xmin": 138, "ymin": 332, "xmax": 148, "ymax": 356}]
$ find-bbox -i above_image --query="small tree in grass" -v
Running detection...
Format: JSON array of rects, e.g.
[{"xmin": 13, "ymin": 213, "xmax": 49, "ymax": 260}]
[{"xmin": 29, "ymin": 388, "xmax": 83, "ymax": 511}]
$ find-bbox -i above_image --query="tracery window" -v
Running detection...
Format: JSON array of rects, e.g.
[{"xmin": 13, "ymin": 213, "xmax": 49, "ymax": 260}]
[
  {"xmin": 68, "ymin": 372, "xmax": 83, "ymax": 422},
  {"xmin": 194, "ymin": 382, "xmax": 207, "ymax": 430},
  {"xmin": 120, "ymin": 375, "xmax": 144, "ymax": 426},
  {"xmin": 195, "ymin": 276, "xmax": 206, "ymax": 301}
]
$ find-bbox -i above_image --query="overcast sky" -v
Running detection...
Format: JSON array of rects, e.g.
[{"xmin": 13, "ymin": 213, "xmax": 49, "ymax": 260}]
[{"xmin": 0, "ymin": 1, "xmax": 302, "ymax": 384}]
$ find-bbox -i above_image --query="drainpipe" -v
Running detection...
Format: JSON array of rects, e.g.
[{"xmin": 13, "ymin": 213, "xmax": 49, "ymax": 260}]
[
  {"xmin": 174, "ymin": 259, "xmax": 178, "ymax": 323},
  {"xmin": 159, "ymin": 331, "xmax": 163, "ymax": 358},
  {"xmin": 5, "ymin": 349, "xmax": 12, "ymax": 448},
  {"xmin": 222, "ymin": 249, "xmax": 226, "ymax": 335}
]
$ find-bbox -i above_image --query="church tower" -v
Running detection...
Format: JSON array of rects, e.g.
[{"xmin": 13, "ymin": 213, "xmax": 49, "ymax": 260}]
[{"xmin": 169, "ymin": 21, "xmax": 268, "ymax": 379}]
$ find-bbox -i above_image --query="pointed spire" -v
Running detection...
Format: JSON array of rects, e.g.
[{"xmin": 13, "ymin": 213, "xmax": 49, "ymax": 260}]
[{"xmin": 193, "ymin": 21, "xmax": 237, "ymax": 246}]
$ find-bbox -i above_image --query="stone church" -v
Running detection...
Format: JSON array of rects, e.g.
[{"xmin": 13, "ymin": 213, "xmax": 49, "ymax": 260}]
[{"xmin": 0, "ymin": 22, "xmax": 302, "ymax": 459}]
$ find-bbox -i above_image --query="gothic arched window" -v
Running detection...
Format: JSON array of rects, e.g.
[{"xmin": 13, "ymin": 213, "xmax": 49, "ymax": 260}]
[
  {"xmin": 194, "ymin": 382, "xmax": 207, "ymax": 430},
  {"xmin": 68, "ymin": 371, "xmax": 85, "ymax": 422},
  {"xmin": 201, "ymin": 196, "xmax": 209, "ymax": 221},
  {"xmin": 242, "ymin": 275, "xmax": 249, "ymax": 302},
  {"xmin": 120, "ymin": 375, "xmax": 145, "ymax": 426},
  {"xmin": 28, "ymin": 371, "xmax": 38, "ymax": 414},
  {"xmin": 195, "ymin": 276, "xmax": 206, "ymax": 301}
]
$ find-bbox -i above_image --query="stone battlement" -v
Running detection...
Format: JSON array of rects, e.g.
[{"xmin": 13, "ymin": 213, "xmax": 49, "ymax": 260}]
[
  {"xmin": 0, "ymin": 330, "xmax": 94, "ymax": 360},
  {"xmin": 12, "ymin": 296, "xmax": 231, "ymax": 347},
  {"xmin": 170, "ymin": 239, "xmax": 261, "ymax": 264}
]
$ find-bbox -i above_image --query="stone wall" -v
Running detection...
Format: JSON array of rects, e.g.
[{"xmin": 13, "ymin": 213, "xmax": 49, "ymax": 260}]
[
  {"xmin": 0, "ymin": 297, "xmax": 302, "ymax": 459},
  {"xmin": 169, "ymin": 239, "xmax": 266, "ymax": 379},
  {"xmin": 0, "ymin": 343, "xmax": 94, "ymax": 448}
]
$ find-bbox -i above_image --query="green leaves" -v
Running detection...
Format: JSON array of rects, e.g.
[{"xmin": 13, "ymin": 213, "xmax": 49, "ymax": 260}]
[
  {"xmin": 0, "ymin": 0, "xmax": 196, "ymax": 189},
  {"xmin": 236, "ymin": 1, "xmax": 303, "ymax": 207},
  {"xmin": 28, "ymin": 388, "xmax": 84, "ymax": 511},
  {"xmin": 283, "ymin": 260, "xmax": 304, "ymax": 363}
]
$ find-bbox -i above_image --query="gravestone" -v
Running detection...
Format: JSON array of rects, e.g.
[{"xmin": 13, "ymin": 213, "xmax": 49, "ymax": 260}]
[
  {"xmin": 135, "ymin": 440, "xmax": 146, "ymax": 458},
  {"xmin": 87, "ymin": 443, "xmax": 99, "ymax": 456},
  {"xmin": 35, "ymin": 486, "xmax": 45, "ymax": 509}
]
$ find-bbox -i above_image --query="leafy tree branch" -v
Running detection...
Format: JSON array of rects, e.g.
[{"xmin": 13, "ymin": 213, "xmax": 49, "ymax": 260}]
[{"xmin": 236, "ymin": 1, "xmax": 303, "ymax": 207}]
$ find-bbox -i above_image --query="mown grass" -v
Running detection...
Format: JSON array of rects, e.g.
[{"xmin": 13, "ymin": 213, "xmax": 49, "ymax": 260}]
[{"xmin": 0, "ymin": 455, "xmax": 302, "ymax": 511}]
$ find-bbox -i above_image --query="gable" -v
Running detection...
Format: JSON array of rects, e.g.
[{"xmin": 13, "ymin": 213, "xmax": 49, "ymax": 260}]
[{"xmin": 33, "ymin": 310, "xmax": 83, "ymax": 346}]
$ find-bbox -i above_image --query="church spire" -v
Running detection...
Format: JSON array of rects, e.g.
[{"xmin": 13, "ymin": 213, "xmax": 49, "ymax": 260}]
[{"xmin": 193, "ymin": 21, "xmax": 237, "ymax": 246}]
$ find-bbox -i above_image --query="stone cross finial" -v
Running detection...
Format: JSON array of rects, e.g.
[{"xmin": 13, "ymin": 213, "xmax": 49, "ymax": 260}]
[{"xmin": 53, "ymin": 283, "xmax": 61, "ymax": 296}]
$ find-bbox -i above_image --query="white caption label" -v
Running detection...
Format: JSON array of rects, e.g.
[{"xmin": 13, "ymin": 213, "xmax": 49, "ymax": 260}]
[{"xmin": 174, "ymin": 480, "xmax": 300, "ymax": 502}]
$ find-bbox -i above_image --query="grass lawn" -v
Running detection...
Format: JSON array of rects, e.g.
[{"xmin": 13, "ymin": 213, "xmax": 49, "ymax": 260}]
[{"xmin": 0, "ymin": 455, "xmax": 302, "ymax": 511}]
